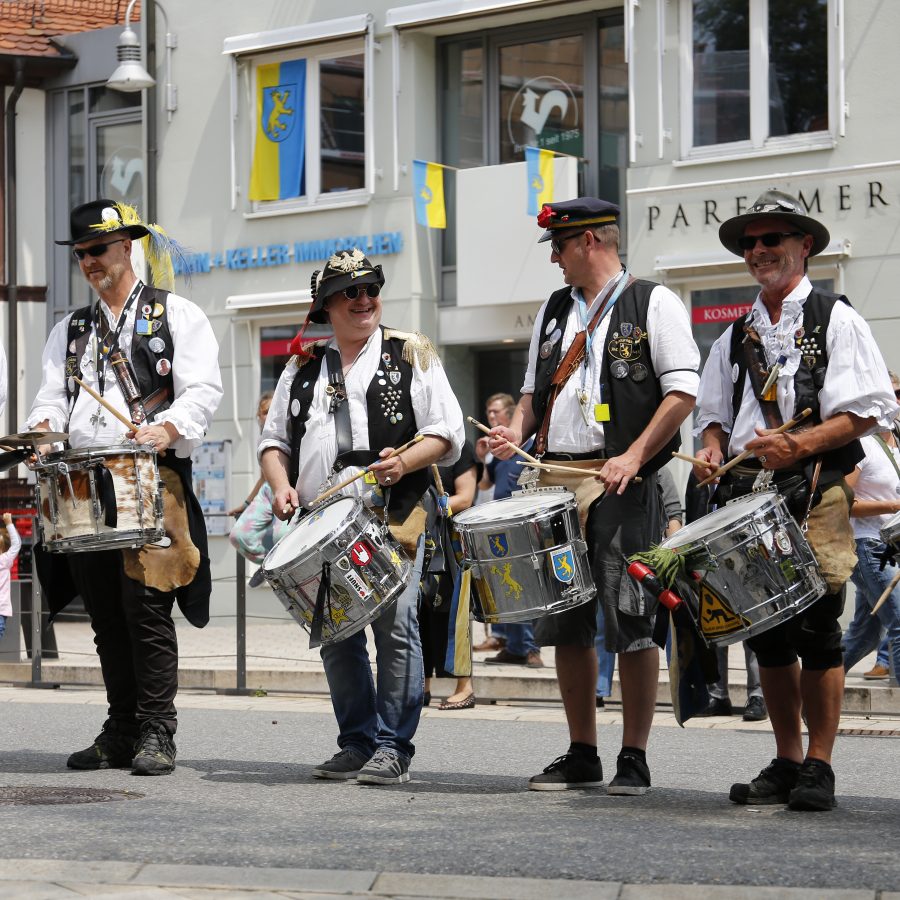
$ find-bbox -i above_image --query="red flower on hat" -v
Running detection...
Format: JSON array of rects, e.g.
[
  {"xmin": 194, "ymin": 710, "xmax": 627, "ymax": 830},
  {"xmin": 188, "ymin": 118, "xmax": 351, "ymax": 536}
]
[{"xmin": 537, "ymin": 205, "xmax": 554, "ymax": 228}]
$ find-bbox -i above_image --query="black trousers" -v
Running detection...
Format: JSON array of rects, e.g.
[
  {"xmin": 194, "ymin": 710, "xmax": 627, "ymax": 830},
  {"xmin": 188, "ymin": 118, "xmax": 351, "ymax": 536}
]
[{"xmin": 67, "ymin": 549, "xmax": 178, "ymax": 734}]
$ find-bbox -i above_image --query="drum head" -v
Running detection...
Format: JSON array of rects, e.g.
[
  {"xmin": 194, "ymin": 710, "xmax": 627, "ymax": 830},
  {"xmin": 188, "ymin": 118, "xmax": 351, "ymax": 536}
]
[
  {"xmin": 662, "ymin": 490, "xmax": 775, "ymax": 549},
  {"xmin": 455, "ymin": 490, "xmax": 573, "ymax": 525},
  {"xmin": 264, "ymin": 497, "xmax": 356, "ymax": 570}
]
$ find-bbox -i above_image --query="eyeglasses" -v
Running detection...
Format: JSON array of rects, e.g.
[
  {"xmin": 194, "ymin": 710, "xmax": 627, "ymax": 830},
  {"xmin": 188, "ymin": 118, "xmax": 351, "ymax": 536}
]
[
  {"xmin": 341, "ymin": 283, "xmax": 381, "ymax": 300},
  {"xmin": 736, "ymin": 232, "xmax": 805, "ymax": 251},
  {"xmin": 72, "ymin": 239, "xmax": 126, "ymax": 261},
  {"xmin": 550, "ymin": 231, "xmax": 584, "ymax": 255}
]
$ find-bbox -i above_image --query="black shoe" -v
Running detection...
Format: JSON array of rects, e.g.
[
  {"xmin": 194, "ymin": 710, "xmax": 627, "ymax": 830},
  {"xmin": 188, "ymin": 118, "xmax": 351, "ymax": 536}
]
[
  {"xmin": 607, "ymin": 751, "xmax": 651, "ymax": 796},
  {"xmin": 596, "ymin": 696, "xmax": 605, "ymax": 708},
  {"xmin": 131, "ymin": 721, "xmax": 176, "ymax": 776},
  {"xmin": 695, "ymin": 696, "xmax": 734, "ymax": 717},
  {"xmin": 528, "ymin": 752, "xmax": 603, "ymax": 791},
  {"xmin": 742, "ymin": 696, "xmax": 768, "ymax": 722},
  {"xmin": 67, "ymin": 719, "xmax": 138, "ymax": 770},
  {"xmin": 484, "ymin": 649, "xmax": 528, "ymax": 665},
  {"xmin": 729, "ymin": 758, "xmax": 800, "ymax": 805},
  {"xmin": 788, "ymin": 759, "xmax": 837, "ymax": 811},
  {"xmin": 248, "ymin": 567, "xmax": 266, "ymax": 588}
]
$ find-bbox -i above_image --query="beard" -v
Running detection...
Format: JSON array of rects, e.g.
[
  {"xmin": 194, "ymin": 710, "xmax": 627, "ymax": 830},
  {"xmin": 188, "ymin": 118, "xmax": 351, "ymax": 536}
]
[{"xmin": 97, "ymin": 262, "xmax": 127, "ymax": 292}]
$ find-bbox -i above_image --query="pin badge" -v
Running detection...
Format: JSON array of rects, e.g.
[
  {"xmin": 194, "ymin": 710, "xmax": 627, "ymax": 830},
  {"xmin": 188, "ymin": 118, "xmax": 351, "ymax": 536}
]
[
  {"xmin": 290, "ymin": 398, "xmax": 301, "ymax": 417},
  {"xmin": 630, "ymin": 363, "xmax": 648, "ymax": 383},
  {"xmin": 150, "ymin": 320, "xmax": 162, "ymax": 332},
  {"xmin": 540, "ymin": 340, "xmax": 553, "ymax": 359},
  {"xmin": 67, "ymin": 376, "xmax": 75, "ymax": 393},
  {"xmin": 550, "ymin": 328, "xmax": 562, "ymax": 345},
  {"xmin": 135, "ymin": 319, "xmax": 152, "ymax": 335},
  {"xmin": 611, "ymin": 360, "xmax": 629, "ymax": 379},
  {"xmin": 148, "ymin": 337, "xmax": 165, "ymax": 354},
  {"xmin": 545, "ymin": 317, "xmax": 557, "ymax": 336},
  {"xmin": 732, "ymin": 362, "xmax": 740, "ymax": 383},
  {"xmin": 620, "ymin": 322, "xmax": 633, "ymax": 337},
  {"xmin": 155, "ymin": 359, "xmax": 171, "ymax": 376},
  {"xmin": 152, "ymin": 303, "xmax": 165, "ymax": 318},
  {"xmin": 382, "ymin": 352, "xmax": 391, "ymax": 364},
  {"xmin": 389, "ymin": 371, "xmax": 401, "ymax": 385},
  {"xmin": 68, "ymin": 340, "xmax": 77, "ymax": 354},
  {"xmin": 141, "ymin": 304, "xmax": 152, "ymax": 316}
]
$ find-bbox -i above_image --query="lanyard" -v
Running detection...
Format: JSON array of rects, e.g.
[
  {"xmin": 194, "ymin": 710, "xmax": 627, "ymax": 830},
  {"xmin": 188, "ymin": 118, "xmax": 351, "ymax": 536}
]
[{"xmin": 94, "ymin": 281, "xmax": 142, "ymax": 396}]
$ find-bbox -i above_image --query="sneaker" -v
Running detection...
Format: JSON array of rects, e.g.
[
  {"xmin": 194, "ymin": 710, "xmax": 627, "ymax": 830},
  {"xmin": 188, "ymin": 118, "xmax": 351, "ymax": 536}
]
[
  {"xmin": 788, "ymin": 759, "xmax": 837, "ymax": 811},
  {"xmin": 67, "ymin": 719, "xmax": 138, "ymax": 770},
  {"xmin": 742, "ymin": 696, "xmax": 768, "ymax": 722},
  {"xmin": 357, "ymin": 748, "xmax": 410, "ymax": 785},
  {"xmin": 607, "ymin": 751, "xmax": 651, "ymax": 796},
  {"xmin": 312, "ymin": 746, "xmax": 369, "ymax": 780},
  {"xmin": 525, "ymin": 650, "xmax": 544, "ymax": 669},
  {"xmin": 131, "ymin": 721, "xmax": 176, "ymax": 776},
  {"xmin": 729, "ymin": 758, "xmax": 800, "ymax": 805},
  {"xmin": 473, "ymin": 636, "xmax": 505, "ymax": 652},
  {"xmin": 695, "ymin": 696, "xmax": 734, "ymax": 717},
  {"xmin": 863, "ymin": 664, "xmax": 890, "ymax": 680},
  {"xmin": 528, "ymin": 752, "xmax": 603, "ymax": 791},
  {"xmin": 484, "ymin": 648, "xmax": 528, "ymax": 665}
]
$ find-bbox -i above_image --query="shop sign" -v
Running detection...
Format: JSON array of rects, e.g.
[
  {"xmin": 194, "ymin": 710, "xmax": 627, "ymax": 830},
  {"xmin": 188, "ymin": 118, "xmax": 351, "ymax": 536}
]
[{"xmin": 692, "ymin": 303, "xmax": 752, "ymax": 324}]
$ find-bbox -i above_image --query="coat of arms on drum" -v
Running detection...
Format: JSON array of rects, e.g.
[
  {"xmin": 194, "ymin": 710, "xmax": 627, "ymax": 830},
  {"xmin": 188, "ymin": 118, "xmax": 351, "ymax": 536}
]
[
  {"xmin": 488, "ymin": 533, "xmax": 509, "ymax": 557},
  {"xmin": 550, "ymin": 546, "xmax": 576, "ymax": 583}
]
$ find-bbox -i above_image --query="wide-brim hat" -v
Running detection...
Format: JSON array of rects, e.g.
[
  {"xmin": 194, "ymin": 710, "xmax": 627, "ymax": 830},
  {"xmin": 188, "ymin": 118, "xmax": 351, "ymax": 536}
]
[
  {"xmin": 308, "ymin": 249, "xmax": 385, "ymax": 324},
  {"xmin": 536, "ymin": 197, "xmax": 620, "ymax": 243},
  {"xmin": 719, "ymin": 189, "xmax": 830, "ymax": 257},
  {"xmin": 56, "ymin": 198, "xmax": 150, "ymax": 246}
]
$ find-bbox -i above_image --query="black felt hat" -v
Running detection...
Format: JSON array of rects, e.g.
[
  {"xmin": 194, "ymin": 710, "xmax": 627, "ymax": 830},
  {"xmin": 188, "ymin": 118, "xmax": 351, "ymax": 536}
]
[
  {"xmin": 56, "ymin": 199, "xmax": 150, "ymax": 246},
  {"xmin": 536, "ymin": 197, "xmax": 620, "ymax": 242},
  {"xmin": 719, "ymin": 189, "xmax": 830, "ymax": 257},
  {"xmin": 308, "ymin": 249, "xmax": 385, "ymax": 324}
]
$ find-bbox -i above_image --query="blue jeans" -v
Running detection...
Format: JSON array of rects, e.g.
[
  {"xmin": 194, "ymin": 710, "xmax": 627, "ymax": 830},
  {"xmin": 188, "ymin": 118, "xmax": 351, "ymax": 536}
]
[
  {"xmin": 505, "ymin": 621, "xmax": 538, "ymax": 656},
  {"xmin": 320, "ymin": 540, "xmax": 425, "ymax": 761},
  {"xmin": 843, "ymin": 538, "xmax": 900, "ymax": 685},
  {"xmin": 594, "ymin": 603, "xmax": 616, "ymax": 697},
  {"xmin": 876, "ymin": 636, "xmax": 890, "ymax": 668},
  {"xmin": 0, "ymin": 614, "xmax": 5, "ymax": 639}
]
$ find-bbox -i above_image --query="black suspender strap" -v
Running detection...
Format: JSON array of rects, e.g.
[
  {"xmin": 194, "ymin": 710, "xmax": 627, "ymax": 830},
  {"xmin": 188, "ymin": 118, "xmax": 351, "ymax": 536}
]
[{"xmin": 325, "ymin": 348, "xmax": 354, "ymax": 469}]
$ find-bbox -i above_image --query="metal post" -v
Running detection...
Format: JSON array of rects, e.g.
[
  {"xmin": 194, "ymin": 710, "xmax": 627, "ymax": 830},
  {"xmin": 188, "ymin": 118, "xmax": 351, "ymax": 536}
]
[{"xmin": 218, "ymin": 550, "xmax": 252, "ymax": 695}]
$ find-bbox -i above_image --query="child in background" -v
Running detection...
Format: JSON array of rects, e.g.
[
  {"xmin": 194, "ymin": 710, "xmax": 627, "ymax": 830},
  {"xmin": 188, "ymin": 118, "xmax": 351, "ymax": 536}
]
[{"xmin": 0, "ymin": 513, "xmax": 22, "ymax": 640}]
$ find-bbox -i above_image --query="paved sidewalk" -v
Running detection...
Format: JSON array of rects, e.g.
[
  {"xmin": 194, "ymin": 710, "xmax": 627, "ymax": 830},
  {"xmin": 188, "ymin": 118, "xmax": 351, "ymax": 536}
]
[
  {"xmin": 0, "ymin": 858, "xmax": 892, "ymax": 899},
  {"xmin": 2, "ymin": 618, "xmax": 898, "ymax": 716}
]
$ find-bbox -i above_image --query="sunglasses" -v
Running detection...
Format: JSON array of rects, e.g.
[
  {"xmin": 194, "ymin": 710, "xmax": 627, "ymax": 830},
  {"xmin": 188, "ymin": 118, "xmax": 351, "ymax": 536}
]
[
  {"xmin": 737, "ymin": 231, "xmax": 804, "ymax": 251},
  {"xmin": 550, "ymin": 231, "xmax": 584, "ymax": 255},
  {"xmin": 341, "ymin": 283, "xmax": 381, "ymax": 300},
  {"xmin": 72, "ymin": 238, "xmax": 126, "ymax": 261}
]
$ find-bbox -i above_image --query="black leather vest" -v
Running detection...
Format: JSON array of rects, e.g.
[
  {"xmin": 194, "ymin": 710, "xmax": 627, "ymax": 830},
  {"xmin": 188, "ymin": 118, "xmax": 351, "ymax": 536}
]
[
  {"xmin": 287, "ymin": 327, "xmax": 428, "ymax": 520},
  {"xmin": 531, "ymin": 279, "xmax": 684, "ymax": 475},
  {"xmin": 728, "ymin": 288, "xmax": 864, "ymax": 480}
]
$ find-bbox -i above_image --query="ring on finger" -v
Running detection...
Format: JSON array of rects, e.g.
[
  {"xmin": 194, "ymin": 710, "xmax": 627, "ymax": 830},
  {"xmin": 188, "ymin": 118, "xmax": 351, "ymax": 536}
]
[{"xmin": 759, "ymin": 454, "xmax": 767, "ymax": 464}]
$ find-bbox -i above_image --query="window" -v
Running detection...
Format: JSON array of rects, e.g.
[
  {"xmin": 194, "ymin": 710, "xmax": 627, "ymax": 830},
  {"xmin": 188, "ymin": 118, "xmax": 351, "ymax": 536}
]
[
  {"xmin": 244, "ymin": 39, "xmax": 368, "ymax": 212},
  {"xmin": 685, "ymin": 0, "xmax": 831, "ymax": 157}
]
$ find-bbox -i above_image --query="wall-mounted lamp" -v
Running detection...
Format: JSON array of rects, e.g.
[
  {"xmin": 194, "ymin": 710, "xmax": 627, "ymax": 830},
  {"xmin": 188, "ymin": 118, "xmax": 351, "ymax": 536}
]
[{"xmin": 107, "ymin": 0, "xmax": 178, "ymax": 121}]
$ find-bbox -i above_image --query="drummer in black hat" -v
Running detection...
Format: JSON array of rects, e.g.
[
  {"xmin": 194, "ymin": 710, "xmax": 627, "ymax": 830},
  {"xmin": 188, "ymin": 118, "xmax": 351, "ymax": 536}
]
[
  {"xmin": 259, "ymin": 248, "xmax": 464, "ymax": 785},
  {"xmin": 692, "ymin": 189, "xmax": 898, "ymax": 811},
  {"xmin": 487, "ymin": 196, "xmax": 700, "ymax": 795}
]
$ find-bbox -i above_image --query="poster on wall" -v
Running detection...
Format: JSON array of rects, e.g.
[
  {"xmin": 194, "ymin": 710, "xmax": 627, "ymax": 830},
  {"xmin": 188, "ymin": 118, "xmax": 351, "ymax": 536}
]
[{"xmin": 192, "ymin": 440, "xmax": 232, "ymax": 535}]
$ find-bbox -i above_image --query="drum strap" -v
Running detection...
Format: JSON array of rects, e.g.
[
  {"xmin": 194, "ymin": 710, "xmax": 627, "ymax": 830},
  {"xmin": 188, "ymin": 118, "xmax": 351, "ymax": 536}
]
[
  {"xmin": 741, "ymin": 328, "xmax": 784, "ymax": 430},
  {"xmin": 325, "ymin": 349, "xmax": 354, "ymax": 467},
  {"xmin": 874, "ymin": 434, "xmax": 900, "ymax": 482},
  {"xmin": 308, "ymin": 561, "xmax": 332, "ymax": 649},
  {"xmin": 95, "ymin": 464, "xmax": 118, "ymax": 528}
]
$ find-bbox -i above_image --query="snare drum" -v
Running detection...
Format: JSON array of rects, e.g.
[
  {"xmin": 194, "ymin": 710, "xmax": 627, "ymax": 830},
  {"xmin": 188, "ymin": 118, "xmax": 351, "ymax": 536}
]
[
  {"xmin": 262, "ymin": 496, "xmax": 412, "ymax": 645},
  {"xmin": 36, "ymin": 444, "xmax": 165, "ymax": 553},
  {"xmin": 659, "ymin": 490, "xmax": 826, "ymax": 646},
  {"xmin": 453, "ymin": 488, "xmax": 595, "ymax": 623},
  {"xmin": 880, "ymin": 510, "xmax": 900, "ymax": 548}
]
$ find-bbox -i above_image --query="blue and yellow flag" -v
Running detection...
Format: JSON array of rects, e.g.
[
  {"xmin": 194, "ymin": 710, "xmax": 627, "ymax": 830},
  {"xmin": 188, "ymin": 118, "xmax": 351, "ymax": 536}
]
[
  {"xmin": 412, "ymin": 159, "xmax": 446, "ymax": 228},
  {"xmin": 249, "ymin": 59, "xmax": 306, "ymax": 201},
  {"xmin": 525, "ymin": 146, "xmax": 554, "ymax": 215}
]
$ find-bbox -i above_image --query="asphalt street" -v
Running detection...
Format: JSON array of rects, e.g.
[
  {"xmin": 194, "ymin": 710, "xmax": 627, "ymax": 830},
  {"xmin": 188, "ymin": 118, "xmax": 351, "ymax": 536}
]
[{"xmin": 1, "ymin": 688, "xmax": 899, "ymax": 893}]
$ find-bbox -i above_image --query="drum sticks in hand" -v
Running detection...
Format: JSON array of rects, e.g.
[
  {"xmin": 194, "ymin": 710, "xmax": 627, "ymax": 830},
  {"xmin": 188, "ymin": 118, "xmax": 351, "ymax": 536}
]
[{"xmin": 467, "ymin": 416, "xmax": 540, "ymax": 464}]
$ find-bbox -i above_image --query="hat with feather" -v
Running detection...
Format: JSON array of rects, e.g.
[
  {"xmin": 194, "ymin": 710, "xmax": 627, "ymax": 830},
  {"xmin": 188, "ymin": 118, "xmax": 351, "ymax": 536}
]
[{"xmin": 307, "ymin": 248, "xmax": 385, "ymax": 324}]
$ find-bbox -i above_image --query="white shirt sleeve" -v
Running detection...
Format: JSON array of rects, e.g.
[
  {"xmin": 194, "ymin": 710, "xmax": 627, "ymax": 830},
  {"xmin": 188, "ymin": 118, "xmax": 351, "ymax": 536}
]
[
  {"xmin": 521, "ymin": 297, "xmax": 552, "ymax": 395},
  {"xmin": 409, "ymin": 357, "xmax": 464, "ymax": 466},
  {"xmin": 648, "ymin": 284, "xmax": 701, "ymax": 397},
  {"xmin": 694, "ymin": 326, "xmax": 738, "ymax": 436},
  {"xmin": 26, "ymin": 315, "xmax": 74, "ymax": 433}
]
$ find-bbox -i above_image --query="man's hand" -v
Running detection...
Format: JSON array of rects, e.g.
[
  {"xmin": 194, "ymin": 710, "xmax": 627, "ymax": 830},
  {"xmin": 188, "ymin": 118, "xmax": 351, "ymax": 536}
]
[
  {"xmin": 597, "ymin": 450, "xmax": 642, "ymax": 495},
  {"xmin": 133, "ymin": 422, "xmax": 179, "ymax": 455},
  {"xmin": 692, "ymin": 445, "xmax": 723, "ymax": 482},
  {"xmin": 487, "ymin": 425, "xmax": 521, "ymax": 461},
  {"xmin": 273, "ymin": 485, "xmax": 300, "ymax": 521},
  {"xmin": 2, "ymin": 513, "xmax": 11, "ymax": 525},
  {"xmin": 475, "ymin": 436, "xmax": 491, "ymax": 462},
  {"xmin": 745, "ymin": 426, "xmax": 803, "ymax": 470},
  {"xmin": 368, "ymin": 447, "xmax": 407, "ymax": 486}
]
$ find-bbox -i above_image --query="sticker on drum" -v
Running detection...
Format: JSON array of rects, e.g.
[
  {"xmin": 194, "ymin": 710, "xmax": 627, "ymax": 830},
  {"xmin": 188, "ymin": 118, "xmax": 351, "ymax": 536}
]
[
  {"xmin": 487, "ymin": 533, "xmax": 509, "ymax": 557},
  {"xmin": 350, "ymin": 541, "xmax": 374, "ymax": 566},
  {"xmin": 698, "ymin": 583, "xmax": 749, "ymax": 639},
  {"xmin": 774, "ymin": 529, "xmax": 793, "ymax": 555},
  {"xmin": 551, "ymin": 545, "xmax": 576, "ymax": 583},
  {"xmin": 344, "ymin": 570, "xmax": 371, "ymax": 600}
]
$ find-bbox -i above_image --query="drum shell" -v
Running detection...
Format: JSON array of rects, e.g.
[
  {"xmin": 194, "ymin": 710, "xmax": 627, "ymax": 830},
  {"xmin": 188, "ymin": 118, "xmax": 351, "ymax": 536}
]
[
  {"xmin": 36, "ymin": 445, "xmax": 165, "ymax": 553},
  {"xmin": 660, "ymin": 491, "xmax": 826, "ymax": 646},
  {"xmin": 880, "ymin": 510, "xmax": 900, "ymax": 548},
  {"xmin": 454, "ymin": 489, "xmax": 596, "ymax": 623},
  {"xmin": 262, "ymin": 497, "xmax": 413, "ymax": 645}
]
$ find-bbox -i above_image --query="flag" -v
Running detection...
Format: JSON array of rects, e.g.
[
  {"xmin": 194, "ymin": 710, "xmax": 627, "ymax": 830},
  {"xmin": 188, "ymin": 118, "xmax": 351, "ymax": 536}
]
[
  {"xmin": 525, "ymin": 146, "xmax": 554, "ymax": 215},
  {"xmin": 249, "ymin": 59, "xmax": 306, "ymax": 201},
  {"xmin": 412, "ymin": 159, "xmax": 446, "ymax": 228}
]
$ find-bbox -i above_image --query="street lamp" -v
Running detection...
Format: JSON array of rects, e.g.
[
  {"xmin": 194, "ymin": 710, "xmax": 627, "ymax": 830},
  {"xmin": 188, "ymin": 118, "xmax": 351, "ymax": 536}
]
[{"xmin": 107, "ymin": 0, "xmax": 177, "ymax": 121}]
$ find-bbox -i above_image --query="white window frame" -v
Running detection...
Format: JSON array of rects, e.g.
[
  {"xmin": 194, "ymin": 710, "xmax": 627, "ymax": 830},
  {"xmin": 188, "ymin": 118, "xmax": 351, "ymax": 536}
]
[
  {"xmin": 224, "ymin": 16, "xmax": 375, "ymax": 218},
  {"xmin": 678, "ymin": 0, "xmax": 840, "ymax": 164}
]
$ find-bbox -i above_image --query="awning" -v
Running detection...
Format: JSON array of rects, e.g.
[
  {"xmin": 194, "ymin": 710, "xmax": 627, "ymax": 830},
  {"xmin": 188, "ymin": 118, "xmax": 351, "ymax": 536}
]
[{"xmin": 223, "ymin": 14, "xmax": 371, "ymax": 56}]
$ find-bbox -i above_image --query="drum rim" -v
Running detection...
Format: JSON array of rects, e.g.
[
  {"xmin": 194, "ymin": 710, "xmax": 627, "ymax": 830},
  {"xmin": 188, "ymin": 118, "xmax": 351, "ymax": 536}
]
[
  {"xmin": 454, "ymin": 489, "xmax": 577, "ymax": 526},
  {"xmin": 659, "ymin": 489, "xmax": 781, "ymax": 550}
]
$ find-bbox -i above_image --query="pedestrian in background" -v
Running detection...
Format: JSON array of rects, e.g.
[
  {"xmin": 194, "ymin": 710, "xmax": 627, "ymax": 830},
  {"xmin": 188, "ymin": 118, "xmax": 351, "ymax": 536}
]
[{"xmin": 0, "ymin": 513, "xmax": 21, "ymax": 641}]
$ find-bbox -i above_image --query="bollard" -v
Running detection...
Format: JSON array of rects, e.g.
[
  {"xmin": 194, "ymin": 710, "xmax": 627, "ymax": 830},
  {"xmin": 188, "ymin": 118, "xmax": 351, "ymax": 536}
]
[{"xmin": 218, "ymin": 550, "xmax": 253, "ymax": 696}]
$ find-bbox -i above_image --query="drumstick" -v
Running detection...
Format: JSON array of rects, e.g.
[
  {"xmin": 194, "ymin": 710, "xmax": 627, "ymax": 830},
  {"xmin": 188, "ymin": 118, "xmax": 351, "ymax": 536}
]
[
  {"xmin": 697, "ymin": 407, "xmax": 813, "ymax": 489},
  {"xmin": 73, "ymin": 376, "xmax": 136, "ymax": 431},
  {"xmin": 871, "ymin": 570, "xmax": 900, "ymax": 616},
  {"xmin": 305, "ymin": 434, "xmax": 425, "ymax": 508},
  {"xmin": 515, "ymin": 459, "xmax": 641, "ymax": 482},
  {"xmin": 672, "ymin": 451, "xmax": 715, "ymax": 469},
  {"xmin": 467, "ymin": 416, "xmax": 541, "ymax": 465},
  {"xmin": 431, "ymin": 463, "xmax": 446, "ymax": 495}
]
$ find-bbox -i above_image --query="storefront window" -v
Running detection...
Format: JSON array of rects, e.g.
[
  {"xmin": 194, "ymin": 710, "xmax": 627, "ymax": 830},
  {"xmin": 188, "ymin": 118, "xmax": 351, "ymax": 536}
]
[
  {"xmin": 689, "ymin": 0, "xmax": 828, "ymax": 151},
  {"xmin": 320, "ymin": 54, "xmax": 365, "ymax": 192}
]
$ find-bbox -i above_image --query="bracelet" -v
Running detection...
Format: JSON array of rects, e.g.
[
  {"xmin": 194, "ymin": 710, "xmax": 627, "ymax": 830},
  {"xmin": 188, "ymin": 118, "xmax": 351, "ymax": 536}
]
[{"xmin": 243, "ymin": 499, "xmax": 251, "ymax": 509}]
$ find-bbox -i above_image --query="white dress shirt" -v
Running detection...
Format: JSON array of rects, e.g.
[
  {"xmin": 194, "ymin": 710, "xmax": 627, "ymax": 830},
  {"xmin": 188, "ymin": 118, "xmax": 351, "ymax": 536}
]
[
  {"xmin": 851, "ymin": 434, "xmax": 900, "ymax": 541},
  {"xmin": 695, "ymin": 276, "xmax": 898, "ymax": 455},
  {"xmin": 521, "ymin": 274, "xmax": 700, "ymax": 453},
  {"xmin": 259, "ymin": 327, "xmax": 465, "ymax": 506},
  {"xmin": 27, "ymin": 278, "xmax": 223, "ymax": 457}
]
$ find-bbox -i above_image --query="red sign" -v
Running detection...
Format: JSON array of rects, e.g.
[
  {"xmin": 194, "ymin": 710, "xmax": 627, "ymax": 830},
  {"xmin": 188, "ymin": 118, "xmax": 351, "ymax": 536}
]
[
  {"xmin": 350, "ymin": 542, "xmax": 374, "ymax": 566},
  {"xmin": 692, "ymin": 303, "xmax": 752, "ymax": 325}
]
